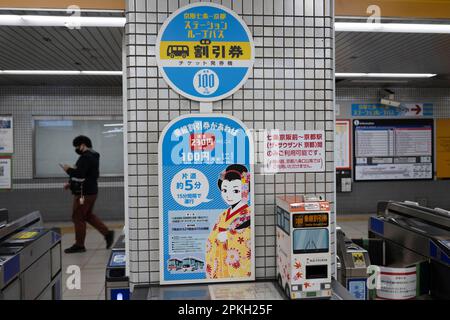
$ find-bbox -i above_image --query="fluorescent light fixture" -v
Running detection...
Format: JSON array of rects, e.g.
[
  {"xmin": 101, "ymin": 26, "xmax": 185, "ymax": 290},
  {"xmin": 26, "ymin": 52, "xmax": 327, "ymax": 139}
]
[
  {"xmin": 349, "ymin": 80, "xmax": 409, "ymax": 84},
  {"xmin": 80, "ymin": 71, "xmax": 123, "ymax": 76},
  {"xmin": 335, "ymin": 22, "xmax": 450, "ymax": 34},
  {"xmin": 104, "ymin": 123, "xmax": 124, "ymax": 127},
  {"xmin": 0, "ymin": 70, "xmax": 122, "ymax": 76},
  {"xmin": 0, "ymin": 15, "xmax": 125, "ymax": 27},
  {"xmin": 336, "ymin": 73, "xmax": 436, "ymax": 78}
]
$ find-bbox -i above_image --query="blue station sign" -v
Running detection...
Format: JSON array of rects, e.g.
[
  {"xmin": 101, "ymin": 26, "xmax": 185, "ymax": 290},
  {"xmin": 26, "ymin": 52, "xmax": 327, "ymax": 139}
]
[{"xmin": 155, "ymin": 3, "xmax": 255, "ymax": 102}]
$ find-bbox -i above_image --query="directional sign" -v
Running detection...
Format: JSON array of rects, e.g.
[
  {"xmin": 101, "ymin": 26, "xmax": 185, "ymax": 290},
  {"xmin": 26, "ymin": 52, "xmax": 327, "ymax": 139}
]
[
  {"xmin": 156, "ymin": 3, "xmax": 255, "ymax": 102},
  {"xmin": 351, "ymin": 103, "xmax": 433, "ymax": 117}
]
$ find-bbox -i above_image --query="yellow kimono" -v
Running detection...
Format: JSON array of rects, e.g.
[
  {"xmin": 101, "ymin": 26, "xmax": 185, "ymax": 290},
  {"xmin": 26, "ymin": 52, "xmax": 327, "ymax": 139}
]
[{"xmin": 206, "ymin": 204, "xmax": 251, "ymax": 279}]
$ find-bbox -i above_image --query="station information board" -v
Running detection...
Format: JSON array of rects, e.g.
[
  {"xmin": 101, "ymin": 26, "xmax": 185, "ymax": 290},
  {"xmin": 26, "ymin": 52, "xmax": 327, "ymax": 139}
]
[{"xmin": 353, "ymin": 119, "xmax": 433, "ymax": 181}]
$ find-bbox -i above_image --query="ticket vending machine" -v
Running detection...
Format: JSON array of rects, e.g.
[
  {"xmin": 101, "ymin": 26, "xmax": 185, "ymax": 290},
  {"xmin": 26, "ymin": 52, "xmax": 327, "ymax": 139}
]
[{"xmin": 276, "ymin": 195, "xmax": 332, "ymax": 299}]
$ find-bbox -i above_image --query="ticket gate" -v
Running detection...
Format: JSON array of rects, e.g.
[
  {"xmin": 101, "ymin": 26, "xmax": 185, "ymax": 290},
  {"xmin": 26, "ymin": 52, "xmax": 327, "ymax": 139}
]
[
  {"xmin": 105, "ymin": 234, "xmax": 129, "ymax": 300},
  {"xmin": 0, "ymin": 211, "xmax": 62, "ymax": 300},
  {"xmin": 336, "ymin": 228, "xmax": 371, "ymax": 300},
  {"xmin": 370, "ymin": 200, "xmax": 450, "ymax": 300}
]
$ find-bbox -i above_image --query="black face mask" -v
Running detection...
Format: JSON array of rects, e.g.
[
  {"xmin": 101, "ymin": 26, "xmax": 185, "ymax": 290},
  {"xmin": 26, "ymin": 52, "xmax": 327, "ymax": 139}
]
[{"xmin": 75, "ymin": 147, "xmax": 83, "ymax": 155}]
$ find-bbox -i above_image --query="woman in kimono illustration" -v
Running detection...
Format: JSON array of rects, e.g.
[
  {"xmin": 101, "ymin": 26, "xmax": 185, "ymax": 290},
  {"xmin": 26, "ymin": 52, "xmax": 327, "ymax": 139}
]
[{"xmin": 206, "ymin": 164, "xmax": 251, "ymax": 279}]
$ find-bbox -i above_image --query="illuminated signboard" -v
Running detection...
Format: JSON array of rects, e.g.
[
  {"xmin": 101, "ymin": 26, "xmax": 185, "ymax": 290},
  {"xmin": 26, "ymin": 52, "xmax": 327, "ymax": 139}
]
[{"xmin": 293, "ymin": 213, "xmax": 329, "ymax": 228}]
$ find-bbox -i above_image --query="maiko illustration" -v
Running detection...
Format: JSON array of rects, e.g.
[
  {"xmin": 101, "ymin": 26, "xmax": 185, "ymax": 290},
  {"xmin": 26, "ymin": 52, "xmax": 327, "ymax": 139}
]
[{"xmin": 206, "ymin": 164, "xmax": 252, "ymax": 279}]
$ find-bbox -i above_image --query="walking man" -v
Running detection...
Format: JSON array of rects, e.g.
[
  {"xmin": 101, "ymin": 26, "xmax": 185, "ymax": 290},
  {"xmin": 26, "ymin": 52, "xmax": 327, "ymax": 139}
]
[{"xmin": 62, "ymin": 135, "xmax": 114, "ymax": 253}]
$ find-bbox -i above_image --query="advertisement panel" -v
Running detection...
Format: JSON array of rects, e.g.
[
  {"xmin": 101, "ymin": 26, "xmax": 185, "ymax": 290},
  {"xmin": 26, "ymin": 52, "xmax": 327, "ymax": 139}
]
[
  {"xmin": 436, "ymin": 119, "xmax": 450, "ymax": 178},
  {"xmin": 0, "ymin": 116, "xmax": 13, "ymax": 154},
  {"xmin": 159, "ymin": 114, "xmax": 254, "ymax": 284},
  {"xmin": 0, "ymin": 157, "xmax": 12, "ymax": 190},
  {"xmin": 335, "ymin": 120, "xmax": 351, "ymax": 170}
]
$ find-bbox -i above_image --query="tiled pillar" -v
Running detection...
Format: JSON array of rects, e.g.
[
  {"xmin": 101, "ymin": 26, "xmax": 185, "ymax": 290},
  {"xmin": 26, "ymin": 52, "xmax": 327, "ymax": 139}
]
[{"xmin": 125, "ymin": 0, "xmax": 335, "ymax": 288}]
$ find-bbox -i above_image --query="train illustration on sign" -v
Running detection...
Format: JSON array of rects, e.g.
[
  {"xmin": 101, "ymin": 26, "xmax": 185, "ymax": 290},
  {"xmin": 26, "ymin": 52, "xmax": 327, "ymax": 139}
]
[{"xmin": 168, "ymin": 257, "xmax": 205, "ymax": 272}]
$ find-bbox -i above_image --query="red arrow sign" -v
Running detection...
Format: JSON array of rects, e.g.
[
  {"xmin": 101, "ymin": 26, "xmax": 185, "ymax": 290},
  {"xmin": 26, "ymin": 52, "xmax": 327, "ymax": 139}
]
[{"xmin": 411, "ymin": 105, "xmax": 422, "ymax": 115}]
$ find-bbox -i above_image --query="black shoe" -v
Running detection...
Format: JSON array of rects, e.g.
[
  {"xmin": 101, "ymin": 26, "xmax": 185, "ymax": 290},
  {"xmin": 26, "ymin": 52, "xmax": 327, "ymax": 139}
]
[
  {"xmin": 64, "ymin": 244, "xmax": 86, "ymax": 254},
  {"xmin": 105, "ymin": 230, "xmax": 115, "ymax": 249}
]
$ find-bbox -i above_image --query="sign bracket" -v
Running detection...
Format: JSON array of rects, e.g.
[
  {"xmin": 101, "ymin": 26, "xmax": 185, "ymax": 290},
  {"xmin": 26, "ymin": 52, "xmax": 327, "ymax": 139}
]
[{"xmin": 200, "ymin": 102, "xmax": 213, "ymax": 114}]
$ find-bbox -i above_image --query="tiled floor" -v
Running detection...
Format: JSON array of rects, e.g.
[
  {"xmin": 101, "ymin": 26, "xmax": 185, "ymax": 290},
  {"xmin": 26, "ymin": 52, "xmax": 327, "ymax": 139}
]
[
  {"xmin": 50, "ymin": 215, "xmax": 371, "ymax": 300},
  {"xmin": 45, "ymin": 221, "xmax": 123, "ymax": 300}
]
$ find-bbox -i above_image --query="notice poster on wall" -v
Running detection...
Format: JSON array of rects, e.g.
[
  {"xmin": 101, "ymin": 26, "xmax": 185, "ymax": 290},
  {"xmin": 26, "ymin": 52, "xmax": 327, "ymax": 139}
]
[
  {"xmin": 0, "ymin": 157, "xmax": 12, "ymax": 190},
  {"xmin": 353, "ymin": 119, "xmax": 433, "ymax": 181},
  {"xmin": 436, "ymin": 119, "xmax": 450, "ymax": 178},
  {"xmin": 262, "ymin": 130, "xmax": 325, "ymax": 173},
  {"xmin": 0, "ymin": 117, "xmax": 13, "ymax": 154},
  {"xmin": 335, "ymin": 120, "xmax": 351, "ymax": 170},
  {"xmin": 159, "ymin": 114, "xmax": 254, "ymax": 285}
]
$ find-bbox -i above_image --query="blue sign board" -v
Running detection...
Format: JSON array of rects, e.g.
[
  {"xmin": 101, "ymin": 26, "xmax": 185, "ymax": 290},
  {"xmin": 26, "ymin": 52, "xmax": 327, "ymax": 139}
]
[
  {"xmin": 352, "ymin": 103, "xmax": 433, "ymax": 117},
  {"xmin": 159, "ymin": 114, "xmax": 254, "ymax": 284},
  {"xmin": 156, "ymin": 3, "xmax": 255, "ymax": 102}
]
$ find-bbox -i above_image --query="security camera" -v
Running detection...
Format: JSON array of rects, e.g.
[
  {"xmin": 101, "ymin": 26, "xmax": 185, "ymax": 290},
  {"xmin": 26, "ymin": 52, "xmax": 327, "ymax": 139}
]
[{"xmin": 380, "ymin": 98, "xmax": 401, "ymax": 107}]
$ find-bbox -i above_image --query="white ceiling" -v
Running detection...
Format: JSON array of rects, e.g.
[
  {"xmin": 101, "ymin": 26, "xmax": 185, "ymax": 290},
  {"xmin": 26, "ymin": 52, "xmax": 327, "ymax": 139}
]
[
  {"xmin": 0, "ymin": 12, "xmax": 449, "ymax": 88},
  {"xmin": 0, "ymin": 10, "xmax": 123, "ymax": 86}
]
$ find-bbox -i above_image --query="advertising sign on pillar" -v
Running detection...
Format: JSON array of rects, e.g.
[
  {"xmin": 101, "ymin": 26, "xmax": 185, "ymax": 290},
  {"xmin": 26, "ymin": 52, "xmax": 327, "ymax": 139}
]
[
  {"xmin": 263, "ymin": 130, "xmax": 326, "ymax": 173},
  {"xmin": 155, "ymin": 2, "xmax": 255, "ymax": 102},
  {"xmin": 159, "ymin": 114, "xmax": 254, "ymax": 285}
]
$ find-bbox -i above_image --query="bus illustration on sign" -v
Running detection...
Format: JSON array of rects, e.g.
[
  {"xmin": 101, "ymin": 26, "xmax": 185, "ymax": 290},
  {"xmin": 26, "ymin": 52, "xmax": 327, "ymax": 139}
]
[
  {"xmin": 168, "ymin": 257, "xmax": 205, "ymax": 272},
  {"xmin": 167, "ymin": 45, "xmax": 189, "ymax": 58},
  {"xmin": 182, "ymin": 257, "xmax": 205, "ymax": 272},
  {"xmin": 168, "ymin": 258, "xmax": 183, "ymax": 271},
  {"xmin": 276, "ymin": 195, "xmax": 332, "ymax": 299}
]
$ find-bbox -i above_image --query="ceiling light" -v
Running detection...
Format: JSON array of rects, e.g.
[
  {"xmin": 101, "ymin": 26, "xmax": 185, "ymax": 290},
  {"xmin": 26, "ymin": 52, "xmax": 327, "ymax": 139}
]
[
  {"xmin": 335, "ymin": 22, "xmax": 450, "ymax": 34},
  {"xmin": 0, "ymin": 15, "xmax": 125, "ymax": 27},
  {"xmin": 349, "ymin": 80, "xmax": 409, "ymax": 84},
  {"xmin": 335, "ymin": 73, "xmax": 436, "ymax": 78},
  {"xmin": 104, "ymin": 123, "xmax": 124, "ymax": 127},
  {"xmin": 0, "ymin": 70, "xmax": 122, "ymax": 76}
]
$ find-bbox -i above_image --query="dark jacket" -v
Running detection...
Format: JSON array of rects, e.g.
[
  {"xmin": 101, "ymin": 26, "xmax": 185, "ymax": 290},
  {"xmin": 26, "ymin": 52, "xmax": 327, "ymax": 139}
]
[{"xmin": 66, "ymin": 149, "xmax": 100, "ymax": 195}]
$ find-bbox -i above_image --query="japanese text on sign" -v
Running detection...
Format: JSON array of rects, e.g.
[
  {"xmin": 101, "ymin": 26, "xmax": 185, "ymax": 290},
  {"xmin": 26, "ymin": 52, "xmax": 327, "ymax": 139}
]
[{"xmin": 263, "ymin": 130, "xmax": 325, "ymax": 173}]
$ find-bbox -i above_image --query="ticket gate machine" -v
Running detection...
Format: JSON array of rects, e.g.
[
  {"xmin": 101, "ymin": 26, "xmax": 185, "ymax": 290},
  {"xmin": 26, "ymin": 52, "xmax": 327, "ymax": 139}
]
[
  {"xmin": 0, "ymin": 211, "xmax": 62, "ymax": 300},
  {"xmin": 336, "ymin": 228, "xmax": 371, "ymax": 300},
  {"xmin": 105, "ymin": 234, "xmax": 129, "ymax": 300}
]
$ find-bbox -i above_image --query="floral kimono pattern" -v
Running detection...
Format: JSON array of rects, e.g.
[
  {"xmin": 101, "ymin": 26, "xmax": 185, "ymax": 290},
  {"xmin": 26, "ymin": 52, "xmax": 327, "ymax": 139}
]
[{"xmin": 206, "ymin": 204, "xmax": 251, "ymax": 279}]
